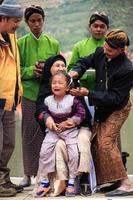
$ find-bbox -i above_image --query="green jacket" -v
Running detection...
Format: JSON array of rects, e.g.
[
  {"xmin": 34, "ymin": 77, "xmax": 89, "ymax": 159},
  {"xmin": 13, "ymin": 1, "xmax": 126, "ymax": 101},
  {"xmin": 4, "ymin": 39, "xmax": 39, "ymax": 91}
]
[
  {"xmin": 17, "ymin": 32, "xmax": 60, "ymax": 101},
  {"xmin": 68, "ymin": 36, "xmax": 105, "ymax": 90}
]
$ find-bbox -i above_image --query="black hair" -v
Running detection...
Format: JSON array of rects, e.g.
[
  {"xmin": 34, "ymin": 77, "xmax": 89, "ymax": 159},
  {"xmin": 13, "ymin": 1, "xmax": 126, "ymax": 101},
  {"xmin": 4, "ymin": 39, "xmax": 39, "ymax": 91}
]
[
  {"xmin": 0, "ymin": 0, "xmax": 4, "ymax": 4},
  {"xmin": 24, "ymin": 5, "xmax": 45, "ymax": 22},
  {"xmin": 51, "ymin": 71, "xmax": 71, "ymax": 87},
  {"xmin": 89, "ymin": 11, "xmax": 109, "ymax": 28}
]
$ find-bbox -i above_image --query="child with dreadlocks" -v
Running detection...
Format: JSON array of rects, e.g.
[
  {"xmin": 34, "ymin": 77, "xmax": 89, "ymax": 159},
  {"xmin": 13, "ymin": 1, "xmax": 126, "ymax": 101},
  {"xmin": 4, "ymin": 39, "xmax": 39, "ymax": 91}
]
[{"xmin": 36, "ymin": 71, "xmax": 86, "ymax": 197}]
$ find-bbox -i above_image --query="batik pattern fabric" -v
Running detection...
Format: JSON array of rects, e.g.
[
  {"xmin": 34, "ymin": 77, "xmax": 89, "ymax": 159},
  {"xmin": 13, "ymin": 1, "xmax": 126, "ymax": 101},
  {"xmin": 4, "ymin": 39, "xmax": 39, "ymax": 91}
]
[{"xmin": 91, "ymin": 101, "xmax": 131, "ymax": 185}]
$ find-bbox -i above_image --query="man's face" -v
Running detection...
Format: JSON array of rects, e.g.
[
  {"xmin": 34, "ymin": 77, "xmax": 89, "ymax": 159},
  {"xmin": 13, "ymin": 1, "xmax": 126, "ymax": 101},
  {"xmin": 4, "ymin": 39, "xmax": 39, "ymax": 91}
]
[
  {"xmin": 103, "ymin": 42, "xmax": 123, "ymax": 59},
  {"xmin": 27, "ymin": 13, "xmax": 44, "ymax": 38},
  {"xmin": 1, "ymin": 17, "xmax": 22, "ymax": 33},
  {"xmin": 89, "ymin": 20, "xmax": 108, "ymax": 40}
]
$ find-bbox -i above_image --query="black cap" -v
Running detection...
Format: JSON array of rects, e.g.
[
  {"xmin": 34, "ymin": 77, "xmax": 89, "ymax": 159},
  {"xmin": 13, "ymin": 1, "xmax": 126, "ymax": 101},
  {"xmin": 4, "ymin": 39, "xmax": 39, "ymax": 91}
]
[
  {"xmin": 41, "ymin": 54, "xmax": 66, "ymax": 83},
  {"xmin": 25, "ymin": 5, "xmax": 45, "ymax": 21},
  {"xmin": 89, "ymin": 11, "xmax": 109, "ymax": 27}
]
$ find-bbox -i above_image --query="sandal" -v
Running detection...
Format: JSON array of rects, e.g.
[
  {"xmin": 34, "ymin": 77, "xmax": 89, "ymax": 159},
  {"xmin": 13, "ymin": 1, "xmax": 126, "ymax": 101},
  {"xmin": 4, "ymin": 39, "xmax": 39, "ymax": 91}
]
[
  {"xmin": 65, "ymin": 184, "xmax": 76, "ymax": 197},
  {"xmin": 36, "ymin": 186, "xmax": 51, "ymax": 197}
]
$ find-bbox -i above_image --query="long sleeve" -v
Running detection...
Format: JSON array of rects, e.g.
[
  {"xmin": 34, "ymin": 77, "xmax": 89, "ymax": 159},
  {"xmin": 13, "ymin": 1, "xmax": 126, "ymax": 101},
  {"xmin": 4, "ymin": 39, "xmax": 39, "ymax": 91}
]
[
  {"xmin": 17, "ymin": 33, "xmax": 60, "ymax": 101},
  {"xmin": 17, "ymin": 37, "xmax": 36, "ymax": 80},
  {"xmin": 71, "ymin": 97, "xmax": 86, "ymax": 125},
  {"xmin": 35, "ymin": 83, "xmax": 52, "ymax": 129},
  {"xmin": 72, "ymin": 53, "xmax": 95, "ymax": 79},
  {"xmin": 88, "ymin": 71, "xmax": 133, "ymax": 107},
  {"xmin": 68, "ymin": 44, "xmax": 79, "ymax": 71}
]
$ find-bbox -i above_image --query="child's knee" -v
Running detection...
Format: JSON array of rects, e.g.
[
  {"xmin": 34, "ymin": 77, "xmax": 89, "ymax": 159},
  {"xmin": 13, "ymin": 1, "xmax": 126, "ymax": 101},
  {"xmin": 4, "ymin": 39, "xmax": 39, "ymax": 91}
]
[{"xmin": 56, "ymin": 139, "xmax": 66, "ymax": 150}]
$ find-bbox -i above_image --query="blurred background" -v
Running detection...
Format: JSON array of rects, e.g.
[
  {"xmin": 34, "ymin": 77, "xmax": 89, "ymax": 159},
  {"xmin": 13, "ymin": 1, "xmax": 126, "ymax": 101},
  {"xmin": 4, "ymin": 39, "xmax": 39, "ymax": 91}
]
[
  {"xmin": 8, "ymin": 0, "xmax": 133, "ymax": 176},
  {"xmin": 17, "ymin": 0, "xmax": 133, "ymax": 54}
]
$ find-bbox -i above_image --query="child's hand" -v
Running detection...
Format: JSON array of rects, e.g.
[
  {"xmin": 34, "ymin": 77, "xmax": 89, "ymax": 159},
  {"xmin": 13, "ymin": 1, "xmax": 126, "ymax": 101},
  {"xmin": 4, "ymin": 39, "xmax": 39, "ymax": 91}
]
[{"xmin": 46, "ymin": 116, "xmax": 58, "ymax": 131}]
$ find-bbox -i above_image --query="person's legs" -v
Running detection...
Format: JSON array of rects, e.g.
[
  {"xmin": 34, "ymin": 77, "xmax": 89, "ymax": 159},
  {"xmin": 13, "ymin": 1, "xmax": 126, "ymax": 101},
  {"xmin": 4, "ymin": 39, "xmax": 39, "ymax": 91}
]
[
  {"xmin": 51, "ymin": 139, "xmax": 68, "ymax": 197},
  {"xmin": 36, "ymin": 130, "xmax": 60, "ymax": 197},
  {"xmin": 0, "ymin": 110, "xmax": 15, "ymax": 184},
  {"xmin": 36, "ymin": 136, "xmax": 58, "ymax": 197},
  {"xmin": 67, "ymin": 143, "xmax": 79, "ymax": 178},
  {"xmin": 65, "ymin": 143, "xmax": 79, "ymax": 196},
  {"xmin": 0, "ymin": 110, "xmax": 17, "ymax": 197},
  {"xmin": 55, "ymin": 139, "xmax": 68, "ymax": 179},
  {"xmin": 77, "ymin": 127, "xmax": 92, "ymax": 173},
  {"xmin": 38, "ymin": 141, "xmax": 57, "ymax": 176},
  {"xmin": 77, "ymin": 127, "xmax": 96, "ymax": 195},
  {"xmin": 20, "ymin": 97, "xmax": 44, "ymax": 187},
  {"xmin": 92, "ymin": 101, "xmax": 133, "ymax": 196},
  {"xmin": 63, "ymin": 128, "xmax": 79, "ymax": 197}
]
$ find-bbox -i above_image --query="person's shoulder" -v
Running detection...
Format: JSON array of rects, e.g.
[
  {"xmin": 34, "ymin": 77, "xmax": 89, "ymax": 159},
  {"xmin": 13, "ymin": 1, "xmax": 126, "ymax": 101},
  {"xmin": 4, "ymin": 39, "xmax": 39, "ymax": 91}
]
[
  {"xmin": 74, "ymin": 37, "xmax": 91, "ymax": 47},
  {"xmin": 42, "ymin": 33, "xmax": 59, "ymax": 45},
  {"xmin": 45, "ymin": 94, "xmax": 53, "ymax": 100},
  {"xmin": 124, "ymin": 55, "xmax": 133, "ymax": 71},
  {"xmin": 65, "ymin": 94, "xmax": 74, "ymax": 101},
  {"xmin": 95, "ymin": 46, "xmax": 103, "ymax": 54},
  {"xmin": 44, "ymin": 94, "xmax": 53, "ymax": 103},
  {"xmin": 17, "ymin": 33, "xmax": 30, "ymax": 43}
]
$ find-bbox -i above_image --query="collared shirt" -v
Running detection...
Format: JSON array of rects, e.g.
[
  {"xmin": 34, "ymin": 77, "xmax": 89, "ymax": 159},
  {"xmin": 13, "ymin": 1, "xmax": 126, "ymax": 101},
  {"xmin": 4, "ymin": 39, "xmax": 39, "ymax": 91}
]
[
  {"xmin": 17, "ymin": 32, "xmax": 60, "ymax": 101},
  {"xmin": 72, "ymin": 47, "xmax": 133, "ymax": 122},
  {"xmin": 68, "ymin": 36, "xmax": 105, "ymax": 90}
]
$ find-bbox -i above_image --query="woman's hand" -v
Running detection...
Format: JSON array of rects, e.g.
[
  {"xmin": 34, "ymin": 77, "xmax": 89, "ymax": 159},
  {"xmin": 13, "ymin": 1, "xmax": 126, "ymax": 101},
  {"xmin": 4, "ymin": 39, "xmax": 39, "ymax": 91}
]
[
  {"xmin": 46, "ymin": 116, "xmax": 58, "ymax": 131},
  {"xmin": 57, "ymin": 118, "xmax": 76, "ymax": 133},
  {"xmin": 69, "ymin": 87, "xmax": 89, "ymax": 96},
  {"xmin": 69, "ymin": 71, "xmax": 79, "ymax": 79}
]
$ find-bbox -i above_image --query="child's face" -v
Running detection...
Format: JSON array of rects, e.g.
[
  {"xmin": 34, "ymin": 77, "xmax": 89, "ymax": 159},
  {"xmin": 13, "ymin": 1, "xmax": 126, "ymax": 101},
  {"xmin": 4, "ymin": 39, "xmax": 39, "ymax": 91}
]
[
  {"xmin": 51, "ymin": 74, "xmax": 69, "ymax": 98},
  {"xmin": 50, "ymin": 60, "xmax": 66, "ymax": 75}
]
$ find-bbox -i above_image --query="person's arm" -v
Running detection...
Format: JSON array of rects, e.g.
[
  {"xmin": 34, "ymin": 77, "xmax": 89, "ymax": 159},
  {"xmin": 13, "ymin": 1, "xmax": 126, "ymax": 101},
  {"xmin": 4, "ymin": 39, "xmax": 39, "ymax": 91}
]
[
  {"xmin": 57, "ymin": 97, "xmax": 86, "ymax": 132},
  {"xmin": 69, "ymin": 53, "xmax": 95, "ymax": 80},
  {"xmin": 71, "ymin": 96, "xmax": 86, "ymax": 124},
  {"xmin": 43, "ymin": 102, "xmax": 59, "ymax": 132},
  {"xmin": 67, "ymin": 44, "xmax": 79, "ymax": 71},
  {"xmin": 70, "ymin": 71, "xmax": 133, "ymax": 107},
  {"xmin": 35, "ymin": 83, "xmax": 51, "ymax": 128},
  {"xmin": 88, "ymin": 71, "xmax": 133, "ymax": 106},
  {"xmin": 17, "ymin": 39, "xmax": 43, "ymax": 80}
]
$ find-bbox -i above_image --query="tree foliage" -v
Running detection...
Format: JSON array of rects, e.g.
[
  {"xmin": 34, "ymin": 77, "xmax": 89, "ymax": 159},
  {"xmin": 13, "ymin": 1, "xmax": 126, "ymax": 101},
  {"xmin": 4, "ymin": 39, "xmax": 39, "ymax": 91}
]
[{"xmin": 17, "ymin": 0, "xmax": 133, "ymax": 52}]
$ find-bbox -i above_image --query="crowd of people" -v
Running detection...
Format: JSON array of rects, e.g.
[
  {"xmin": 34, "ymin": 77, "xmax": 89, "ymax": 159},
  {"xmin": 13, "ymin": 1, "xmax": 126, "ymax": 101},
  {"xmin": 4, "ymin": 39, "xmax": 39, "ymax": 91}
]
[{"xmin": 0, "ymin": 0, "xmax": 133, "ymax": 198}]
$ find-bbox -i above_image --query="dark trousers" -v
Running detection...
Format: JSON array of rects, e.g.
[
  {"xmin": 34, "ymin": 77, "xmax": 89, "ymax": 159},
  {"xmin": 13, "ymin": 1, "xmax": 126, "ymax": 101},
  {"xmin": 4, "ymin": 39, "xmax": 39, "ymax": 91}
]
[{"xmin": 0, "ymin": 110, "xmax": 15, "ymax": 185}]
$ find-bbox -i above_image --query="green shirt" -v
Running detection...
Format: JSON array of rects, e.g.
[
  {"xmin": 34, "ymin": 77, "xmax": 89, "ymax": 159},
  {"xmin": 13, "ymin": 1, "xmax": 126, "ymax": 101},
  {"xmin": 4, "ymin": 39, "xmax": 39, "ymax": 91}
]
[
  {"xmin": 68, "ymin": 36, "xmax": 105, "ymax": 90},
  {"xmin": 17, "ymin": 32, "xmax": 60, "ymax": 101}
]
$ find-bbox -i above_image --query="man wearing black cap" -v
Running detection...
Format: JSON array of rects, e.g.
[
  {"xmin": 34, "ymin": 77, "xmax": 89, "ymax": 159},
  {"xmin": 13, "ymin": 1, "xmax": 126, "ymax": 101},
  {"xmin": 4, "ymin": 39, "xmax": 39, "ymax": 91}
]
[
  {"xmin": 68, "ymin": 11, "xmax": 109, "ymax": 90},
  {"xmin": 0, "ymin": 0, "xmax": 23, "ymax": 197},
  {"xmin": 68, "ymin": 11, "xmax": 109, "ymax": 195},
  {"xmin": 17, "ymin": 5, "xmax": 60, "ymax": 187},
  {"xmin": 69, "ymin": 29, "xmax": 133, "ymax": 197}
]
